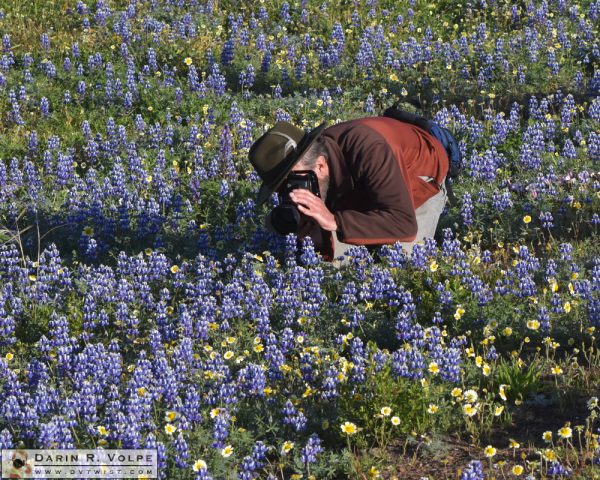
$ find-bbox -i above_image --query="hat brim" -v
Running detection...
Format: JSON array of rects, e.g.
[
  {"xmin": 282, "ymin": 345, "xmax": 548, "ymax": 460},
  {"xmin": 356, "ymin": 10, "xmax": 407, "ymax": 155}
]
[{"xmin": 256, "ymin": 122, "xmax": 327, "ymax": 205}]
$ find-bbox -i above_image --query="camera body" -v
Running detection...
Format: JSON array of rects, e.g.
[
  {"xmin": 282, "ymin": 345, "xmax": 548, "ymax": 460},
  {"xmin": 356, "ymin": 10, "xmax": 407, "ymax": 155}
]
[{"xmin": 270, "ymin": 170, "xmax": 320, "ymax": 235}]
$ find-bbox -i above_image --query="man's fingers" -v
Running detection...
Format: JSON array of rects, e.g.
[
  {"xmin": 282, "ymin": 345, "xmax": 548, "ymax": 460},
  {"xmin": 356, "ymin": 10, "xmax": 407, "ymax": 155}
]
[{"xmin": 291, "ymin": 190, "xmax": 319, "ymax": 206}]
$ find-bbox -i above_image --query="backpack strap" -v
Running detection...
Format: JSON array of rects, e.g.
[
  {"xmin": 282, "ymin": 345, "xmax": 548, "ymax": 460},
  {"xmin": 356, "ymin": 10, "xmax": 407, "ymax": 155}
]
[{"xmin": 382, "ymin": 106, "xmax": 432, "ymax": 133}]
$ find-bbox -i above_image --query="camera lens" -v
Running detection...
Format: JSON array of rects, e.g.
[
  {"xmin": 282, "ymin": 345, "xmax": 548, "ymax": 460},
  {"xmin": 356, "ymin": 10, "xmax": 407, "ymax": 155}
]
[
  {"xmin": 270, "ymin": 205, "xmax": 301, "ymax": 235},
  {"xmin": 13, "ymin": 459, "xmax": 24, "ymax": 469}
]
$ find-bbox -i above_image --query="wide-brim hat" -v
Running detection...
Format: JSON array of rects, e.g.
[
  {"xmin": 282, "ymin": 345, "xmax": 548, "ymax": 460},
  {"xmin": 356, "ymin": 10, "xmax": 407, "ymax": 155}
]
[{"xmin": 250, "ymin": 121, "xmax": 327, "ymax": 205}]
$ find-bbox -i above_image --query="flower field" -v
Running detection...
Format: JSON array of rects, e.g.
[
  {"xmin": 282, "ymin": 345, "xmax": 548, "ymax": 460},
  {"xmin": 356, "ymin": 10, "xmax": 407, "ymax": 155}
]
[{"xmin": 0, "ymin": 0, "xmax": 599, "ymax": 478}]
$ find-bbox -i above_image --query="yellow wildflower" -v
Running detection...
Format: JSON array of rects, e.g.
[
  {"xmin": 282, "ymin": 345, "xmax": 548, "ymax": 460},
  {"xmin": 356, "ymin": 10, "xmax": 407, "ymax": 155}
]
[
  {"xmin": 164, "ymin": 424, "xmax": 176, "ymax": 435},
  {"xmin": 221, "ymin": 445, "xmax": 233, "ymax": 458},
  {"xmin": 558, "ymin": 426, "xmax": 572, "ymax": 439},
  {"xmin": 281, "ymin": 441, "xmax": 294, "ymax": 454},
  {"xmin": 483, "ymin": 445, "xmax": 496, "ymax": 458},
  {"xmin": 340, "ymin": 421, "xmax": 357, "ymax": 435},
  {"xmin": 512, "ymin": 465, "xmax": 524, "ymax": 475},
  {"xmin": 454, "ymin": 306, "xmax": 465, "ymax": 320},
  {"xmin": 428, "ymin": 361, "xmax": 440, "ymax": 374}
]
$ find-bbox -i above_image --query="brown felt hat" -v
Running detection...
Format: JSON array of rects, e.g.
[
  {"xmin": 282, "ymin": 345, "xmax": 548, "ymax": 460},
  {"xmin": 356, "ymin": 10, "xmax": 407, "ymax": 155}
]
[{"xmin": 249, "ymin": 121, "xmax": 327, "ymax": 205}]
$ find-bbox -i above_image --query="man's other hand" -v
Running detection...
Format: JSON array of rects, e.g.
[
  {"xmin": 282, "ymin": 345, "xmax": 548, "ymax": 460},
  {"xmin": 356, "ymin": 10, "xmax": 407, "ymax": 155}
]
[{"xmin": 289, "ymin": 189, "xmax": 337, "ymax": 231}]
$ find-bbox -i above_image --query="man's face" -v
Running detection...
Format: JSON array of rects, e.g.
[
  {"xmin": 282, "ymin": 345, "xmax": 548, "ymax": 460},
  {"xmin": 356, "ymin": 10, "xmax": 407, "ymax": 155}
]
[{"xmin": 290, "ymin": 155, "xmax": 330, "ymax": 201}]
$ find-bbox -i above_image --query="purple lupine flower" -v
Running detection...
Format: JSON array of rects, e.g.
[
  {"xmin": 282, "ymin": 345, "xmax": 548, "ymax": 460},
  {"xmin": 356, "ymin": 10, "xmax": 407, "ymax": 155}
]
[
  {"xmin": 460, "ymin": 460, "xmax": 484, "ymax": 480},
  {"xmin": 40, "ymin": 32, "xmax": 50, "ymax": 51},
  {"xmin": 237, "ymin": 363, "xmax": 266, "ymax": 398},
  {"xmin": 588, "ymin": 131, "xmax": 600, "ymax": 160},
  {"xmin": 300, "ymin": 434, "xmax": 323, "ymax": 465},
  {"xmin": 0, "ymin": 429, "xmax": 12, "ymax": 448},
  {"xmin": 461, "ymin": 193, "xmax": 474, "ymax": 226},
  {"xmin": 211, "ymin": 411, "xmax": 230, "ymax": 448},
  {"xmin": 391, "ymin": 347, "xmax": 424, "ymax": 380},
  {"xmin": 0, "ymin": 286, "xmax": 16, "ymax": 347},
  {"xmin": 220, "ymin": 38, "xmax": 235, "ymax": 66},
  {"xmin": 559, "ymin": 243, "xmax": 573, "ymax": 261},
  {"xmin": 545, "ymin": 259, "xmax": 558, "ymax": 279},
  {"xmin": 2, "ymin": 34, "xmax": 10, "ymax": 52},
  {"xmin": 27, "ymin": 130, "xmax": 38, "ymax": 155},
  {"xmin": 364, "ymin": 93, "xmax": 375, "ymax": 113},
  {"xmin": 172, "ymin": 433, "xmax": 190, "ymax": 468},
  {"xmin": 280, "ymin": 2, "xmax": 291, "ymax": 22},
  {"xmin": 547, "ymin": 461, "xmax": 572, "ymax": 476},
  {"xmin": 440, "ymin": 347, "xmax": 462, "ymax": 382},
  {"xmin": 204, "ymin": 63, "xmax": 225, "ymax": 96},
  {"xmin": 299, "ymin": 236, "xmax": 320, "ymax": 266},
  {"xmin": 294, "ymin": 54, "xmax": 307, "ymax": 80},
  {"xmin": 540, "ymin": 211, "xmax": 554, "ymax": 229},
  {"xmin": 562, "ymin": 139, "xmax": 578, "ymax": 159},
  {"xmin": 356, "ymin": 34, "xmax": 375, "ymax": 71},
  {"xmin": 76, "ymin": 79, "xmax": 86, "ymax": 97}
]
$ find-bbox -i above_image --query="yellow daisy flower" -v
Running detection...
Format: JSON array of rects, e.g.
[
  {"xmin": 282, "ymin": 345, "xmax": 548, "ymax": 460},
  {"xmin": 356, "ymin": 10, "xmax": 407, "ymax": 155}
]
[
  {"xmin": 463, "ymin": 403, "xmax": 478, "ymax": 417},
  {"xmin": 543, "ymin": 449, "xmax": 556, "ymax": 461},
  {"xmin": 464, "ymin": 389, "xmax": 478, "ymax": 403},
  {"xmin": 428, "ymin": 361, "xmax": 440, "ymax": 374},
  {"xmin": 165, "ymin": 411, "xmax": 178, "ymax": 422},
  {"xmin": 164, "ymin": 424, "xmax": 176, "ymax": 435},
  {"xmin": 512, "ymin": 465, "xmax": 524, "ymax": 475},
  {"xmin": 340, "ymin": 421, "xmax": 357, "ymax": 435},
  {"xmin": 527, "ymin": 319, "xmax": 540, "ymax": 330},
  {"xmin": 483, "ymin": 445, "xmax": 496, "ymax": 458},
  {"xmin": 558, "ymin": 426, "xmax": 572, "ymax": 439},
  {"xmin": 281, "ymin": 441, "xmax": 294, "ymax": 454},
  {"xmin": 221, "ymin": 445, "xmax": 234, "ymax": 458}
]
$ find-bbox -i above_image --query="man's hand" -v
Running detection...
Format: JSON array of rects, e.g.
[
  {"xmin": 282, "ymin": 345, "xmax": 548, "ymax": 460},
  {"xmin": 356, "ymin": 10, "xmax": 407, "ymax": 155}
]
[{"xmin": 289, "ymin": 189, "xmax": 337, "ymax": 231}]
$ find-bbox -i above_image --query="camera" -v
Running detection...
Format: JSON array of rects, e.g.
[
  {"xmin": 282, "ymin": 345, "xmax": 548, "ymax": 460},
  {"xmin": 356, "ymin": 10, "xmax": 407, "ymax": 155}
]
[{"xmin": 269, "ymin": 170, "xmax": 320, "ymax": 235}]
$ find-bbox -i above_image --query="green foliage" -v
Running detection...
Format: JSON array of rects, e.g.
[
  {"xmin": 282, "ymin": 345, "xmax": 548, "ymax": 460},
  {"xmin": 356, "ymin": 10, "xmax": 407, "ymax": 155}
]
[{"xmin": 494, "ymin": 357, "xmax": 544, "ymax": 404}]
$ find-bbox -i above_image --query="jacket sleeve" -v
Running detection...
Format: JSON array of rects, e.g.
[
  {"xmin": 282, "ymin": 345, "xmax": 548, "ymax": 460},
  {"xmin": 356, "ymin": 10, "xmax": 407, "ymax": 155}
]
[{"xmin": 333, "ymin": 139, "xmax": 417, "ymax": 245}]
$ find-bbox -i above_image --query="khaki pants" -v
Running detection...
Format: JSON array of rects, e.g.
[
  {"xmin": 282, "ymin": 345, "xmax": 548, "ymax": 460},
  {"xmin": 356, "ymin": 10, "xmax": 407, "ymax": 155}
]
[{"xmin": 332, "ymin": 178, "xmax": 447, "ymax": 267}]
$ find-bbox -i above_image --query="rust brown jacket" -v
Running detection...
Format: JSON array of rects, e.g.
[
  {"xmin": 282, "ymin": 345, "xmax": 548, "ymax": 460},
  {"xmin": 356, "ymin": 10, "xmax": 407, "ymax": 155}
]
[{"xmin": 307, "ymin": 116, "xmax": 449, "ymax": 261}]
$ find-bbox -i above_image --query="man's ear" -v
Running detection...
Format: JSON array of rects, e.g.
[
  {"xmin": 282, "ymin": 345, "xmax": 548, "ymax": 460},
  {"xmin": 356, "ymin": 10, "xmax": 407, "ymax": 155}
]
[{"xmin": 316, "ymin": 155, "xmax": 328, "ymax": 174}]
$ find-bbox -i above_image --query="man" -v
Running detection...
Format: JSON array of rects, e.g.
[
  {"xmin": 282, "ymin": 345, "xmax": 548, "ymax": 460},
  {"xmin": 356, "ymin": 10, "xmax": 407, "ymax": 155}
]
[{"xmin": 249, "ymin": 116, "xmax": 449, "ymax": 262}]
